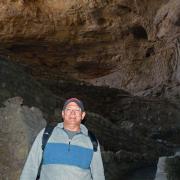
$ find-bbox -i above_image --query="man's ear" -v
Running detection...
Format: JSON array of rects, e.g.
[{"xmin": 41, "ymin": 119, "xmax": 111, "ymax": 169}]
[
  {"xmin": 62, "ymin": 111, "xmax": 64, "ymax": 118},
  {"xmin": 81, "ymin": 112, "xmax": 86, "ymax": 120}
]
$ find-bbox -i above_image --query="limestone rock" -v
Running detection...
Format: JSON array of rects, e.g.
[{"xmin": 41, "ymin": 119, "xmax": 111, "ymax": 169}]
[
  {"xmin": 39, "ymin": 78, "xmax": 180, "ymax": 179},
  {"xmin": 0, "ymin": 57, "xmax": 180, "ymax": 179},
  {"xmin": 155, "ymin": 157, "xmax": 168, "ymax": 180},
  {"xmin": 0, "ymin": 0, "xmax": 179, "ymax": 99},
  {"xmin": 0, "ymin": 96, "xmax": 46, "ymax": 180},
  {"xmin": 155, "ymin": 153, "xmax": 180, "ymax": 180},
  {"xmin": 0, "ymin": 56, "xmax": 64, "ymax": 119}
]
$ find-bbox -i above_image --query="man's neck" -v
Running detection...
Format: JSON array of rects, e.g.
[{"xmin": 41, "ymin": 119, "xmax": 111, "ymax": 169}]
[{"xmin": 63, "ymin": 123, "xmax": 80, "ymax": 132}]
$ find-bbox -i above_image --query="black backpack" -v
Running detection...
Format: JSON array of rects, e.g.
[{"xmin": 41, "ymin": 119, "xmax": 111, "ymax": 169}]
[{"xmin": 36, "ymin": 122, "xmax": 98, "ymax": 180}]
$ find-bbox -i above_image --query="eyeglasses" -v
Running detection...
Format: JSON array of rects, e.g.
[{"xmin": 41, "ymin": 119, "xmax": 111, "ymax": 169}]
[{"xmin": 64, "ymin": 107, "xmax": 82, "ymax": 114}]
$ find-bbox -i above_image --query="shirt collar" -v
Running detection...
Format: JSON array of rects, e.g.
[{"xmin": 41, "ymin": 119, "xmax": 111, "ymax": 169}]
[{"xmin": 57, "ymin": 122, "xmax": 88, "ymax": 135}]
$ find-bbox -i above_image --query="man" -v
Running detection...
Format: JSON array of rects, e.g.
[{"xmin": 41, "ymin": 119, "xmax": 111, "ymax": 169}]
[{"xmin": 20, "ymin": 98, "xmax": 105, "ymax": 180}]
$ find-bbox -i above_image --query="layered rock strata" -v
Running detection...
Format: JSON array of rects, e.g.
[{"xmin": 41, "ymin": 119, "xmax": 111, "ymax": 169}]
[{"xmin": 0, "ymin": 0, "xmax": 179, "ymax": 98}]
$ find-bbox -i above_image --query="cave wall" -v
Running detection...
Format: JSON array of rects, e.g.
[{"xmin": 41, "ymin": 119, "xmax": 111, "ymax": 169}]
[{"xmin": 0, "ymin": 0, "xmax": 179, "ymax": 96}]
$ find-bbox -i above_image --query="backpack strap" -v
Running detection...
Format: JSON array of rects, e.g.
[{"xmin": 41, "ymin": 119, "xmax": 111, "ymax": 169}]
[
  {"xmin": 41, "ymin": 122, "xmax": 58, "ymax": 150},
  {"xmin": 88, "ymin": 130, "xmax": 98, "ymax": 152},
  {"xmin": 36, "ymin": 122, "xmax": 58, "ymax": 180}
]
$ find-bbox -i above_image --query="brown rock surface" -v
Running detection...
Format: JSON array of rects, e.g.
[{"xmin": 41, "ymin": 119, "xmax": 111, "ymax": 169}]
[
  {"xmin": 0, "ymin": 57, "xmax": 180, "ymax": 179},
  {"xmin": 0, "ymin": 1, "xmax": 180, "ymax": 179},
  {"xmin": 0, "ymin": 0, "xmax": 179, "ymax": 97},
  {"xmin": 0, "ymin": 97, "xmax": 46, "ymax": 180}
]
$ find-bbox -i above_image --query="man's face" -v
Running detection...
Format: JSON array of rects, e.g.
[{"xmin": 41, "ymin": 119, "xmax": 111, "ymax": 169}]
[{"xmin": 62, "ymin": 102, "xmax": 86, "ymax": 128}]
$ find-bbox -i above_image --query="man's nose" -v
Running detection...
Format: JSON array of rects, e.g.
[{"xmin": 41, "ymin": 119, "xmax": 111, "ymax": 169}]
[{"xmin": 70, "ymin": 109, "xmax": 76, "ymax": 114}]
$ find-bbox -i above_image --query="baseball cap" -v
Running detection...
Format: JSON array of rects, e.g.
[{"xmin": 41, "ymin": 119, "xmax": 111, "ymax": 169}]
[{"xmin": 63, "ymin": 98, "xmax": 85, "ymax": 112}]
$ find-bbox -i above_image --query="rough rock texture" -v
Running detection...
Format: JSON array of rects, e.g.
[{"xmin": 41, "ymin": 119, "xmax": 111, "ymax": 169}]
[
  {"xmin": 0, "ymin": 0, "xmax": 179, "ymax": 99},
  {"xmin": 0, "ymin": 97, "xmax": 46, "ymax": 180},
  {"xmin": 155, "ymin": 156, "xmax": 168, "ymax": 180},
  {"xmin": 1, "ymin": 57, "xmax": 180, "ymax": 179},
  {"xmin": 0, "ymin": 1, "xmax": 180, "ymax": 179},
  {"xmin": 38, "ymin": 76, "xmax": 180, "ymax": 179},
  {"xmin": 155, "ymin": 152, "xmax": 180, "ymax": 180},
  {"xmin": 0, "ymin": 56, "xmax": 64, "ymax": 119}
]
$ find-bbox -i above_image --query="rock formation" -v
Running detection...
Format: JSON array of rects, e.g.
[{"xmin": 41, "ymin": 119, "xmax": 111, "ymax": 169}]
[
  {"xmin": 0, "ymin": 0, "xmax": 179, "ymax": 98},
  {"xmin": 0, "ymin": 96, "xmax": 46, "ymax": 179},
  {"xmin": 0, "ymin": 0, "xmax": 180, "ymax": 179},
  {"xmin": 0, "ymin": 57, "xmax": 63, "ymax": 119},
  {"xmin": 155, "ymin": 152, "xmax": 180, "ymax": 180},
  {"xmin": 0, "ymin": 57, "xmax": 180, "ymax": 179}
]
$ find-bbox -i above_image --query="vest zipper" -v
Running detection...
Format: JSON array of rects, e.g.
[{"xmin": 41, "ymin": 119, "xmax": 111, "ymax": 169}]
[{"xmin": 68, "ymin": 139, "xmax": 71, "ymax": 152}]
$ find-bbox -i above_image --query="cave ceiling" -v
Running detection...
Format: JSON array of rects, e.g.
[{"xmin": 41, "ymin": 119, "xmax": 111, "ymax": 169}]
[{"xmin": 0, "ymin": 0, "xmax": 180, "ymax": 94}]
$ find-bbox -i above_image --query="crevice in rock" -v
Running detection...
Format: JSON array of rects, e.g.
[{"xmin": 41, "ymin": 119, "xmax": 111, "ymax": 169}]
[
  {"xmin": 145, "ymin": 47, "xmax": 155, "ymax": 58},
  {"xmin": 175, "ymin": 15, "xmax": 180, "ymax": 26},
  {"xmin": 129, "ymin": 25, "xmax": 148, "ymax": 39}
]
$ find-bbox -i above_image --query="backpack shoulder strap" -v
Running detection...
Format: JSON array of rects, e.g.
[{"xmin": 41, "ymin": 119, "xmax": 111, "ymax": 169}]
[
  {"xmin": 88, "ymin": 130, "xmax": 98, "ymax": 152},
  {"xmin": 42, "ymin": 122, "xmax": 58, "ymax": 150},
  {"xmin": 36, "ymin": 122, "xmax": 58, "ymax": 180}
]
